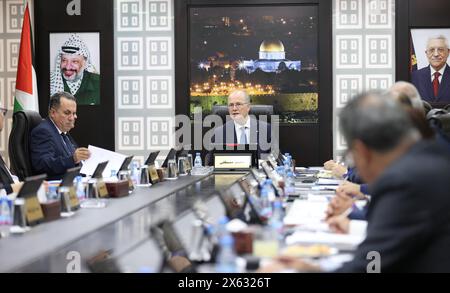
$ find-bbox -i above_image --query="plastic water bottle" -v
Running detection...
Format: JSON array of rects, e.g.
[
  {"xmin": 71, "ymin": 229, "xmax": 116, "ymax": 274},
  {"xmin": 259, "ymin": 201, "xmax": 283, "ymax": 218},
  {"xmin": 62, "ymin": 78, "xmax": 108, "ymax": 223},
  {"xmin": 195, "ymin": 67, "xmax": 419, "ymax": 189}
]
[
  {"xmin": 75, "ymin": 176, "xmax": 85, "ymax": 200},
  {"xmin": 215, "ymin": 234, "xmax": 237, "ymax": 273},
  {"xmin": 260, "ymin": 186, "xmax": 273, "ymax": 219},
  {"xmin": 265, "ymin": 179, "xmax": 277, "ymax": 202},
  {"xmin": 194, "ymin": 152, "xmax": 202, "ymax": 168},
  {"xmin": 284, "ymin": 171, "xmax": 295, "ymax": 197},
  {"xmin": 131, "ymin": 162, "xmax": 140, "ymax": 186},
  {"xmin": 215, "ymin": 216, "xmax": 230, "ymax": 241},
  {"xmin": 0, "ymin": 195, "xmax": 12, "ymax": 238}
]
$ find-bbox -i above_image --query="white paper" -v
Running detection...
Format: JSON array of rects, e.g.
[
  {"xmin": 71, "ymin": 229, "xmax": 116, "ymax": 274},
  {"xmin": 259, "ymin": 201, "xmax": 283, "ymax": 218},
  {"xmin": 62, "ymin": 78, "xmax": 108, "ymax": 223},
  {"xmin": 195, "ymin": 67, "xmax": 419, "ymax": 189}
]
[
  {"xmin": 284, "ymin": 199, "xmax": 328, "ymax": 226},
  {"xmin": 316, "ymin": 178, "xmax": 343, "ymax": 185},
  {"xmin": 80, "ymin": 145, "xmax": 127, "ymax": 178},
  {"xmin": 285, "ymin": 231, "xmax": 365, "ymax": 251}
]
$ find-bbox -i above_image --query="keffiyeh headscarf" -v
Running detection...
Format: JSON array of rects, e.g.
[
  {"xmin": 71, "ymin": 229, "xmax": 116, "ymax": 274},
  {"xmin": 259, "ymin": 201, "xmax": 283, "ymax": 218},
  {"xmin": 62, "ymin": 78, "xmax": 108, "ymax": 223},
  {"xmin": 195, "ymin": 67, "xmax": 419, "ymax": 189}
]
[{"xmin": 50, "ymin": 34, "xmax": 98, "ymax": 96}]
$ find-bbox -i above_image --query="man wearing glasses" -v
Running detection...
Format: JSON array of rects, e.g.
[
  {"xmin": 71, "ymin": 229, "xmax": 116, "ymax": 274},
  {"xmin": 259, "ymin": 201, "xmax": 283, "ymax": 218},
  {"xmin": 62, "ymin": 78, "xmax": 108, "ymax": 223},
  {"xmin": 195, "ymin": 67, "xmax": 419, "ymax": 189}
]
[
  {"xmin": 0, "ymin": 105, "xmax": 23, "ymax": 194},
  {"xmin": 30, "ymin": 92, "xmax": 91, "ymax": 180},
  {"xmin": 411, "ymin": 35, "xmax": 450, "ymax": 105},
  {"xmin": 206, "ymin": 89, "xmax": 271, "ymax": 165}
]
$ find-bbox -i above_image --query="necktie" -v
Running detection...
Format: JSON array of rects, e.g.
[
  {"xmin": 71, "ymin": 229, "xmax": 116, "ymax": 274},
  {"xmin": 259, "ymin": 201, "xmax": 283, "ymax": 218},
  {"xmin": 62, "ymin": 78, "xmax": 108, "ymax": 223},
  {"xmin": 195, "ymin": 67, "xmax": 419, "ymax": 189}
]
[
  {"xmin": 433, "ymin": 72, "xmax": 441, "ymax": 98},
  {"xmin": 61, "ymin": 133, "xmax": 75, "ymax": 156},
  {"xmin": 240, "ymin": 126, "xmax": 247, "ymax": 144}
]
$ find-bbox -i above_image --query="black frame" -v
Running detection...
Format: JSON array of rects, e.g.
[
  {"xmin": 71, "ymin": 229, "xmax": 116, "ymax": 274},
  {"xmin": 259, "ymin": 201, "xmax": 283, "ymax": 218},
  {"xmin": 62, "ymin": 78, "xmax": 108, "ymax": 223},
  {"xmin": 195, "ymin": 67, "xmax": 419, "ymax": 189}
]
[
  {"xmin": 175, "ymin": 0, "xmax": 332, "ymax": 166},
  {"xmin": 396, "ymin": 0, "xmax": 450, "ymax": 82},
  {"xmin": 35, "ymin": 0, "xmax": 114, "ymax": 151}
]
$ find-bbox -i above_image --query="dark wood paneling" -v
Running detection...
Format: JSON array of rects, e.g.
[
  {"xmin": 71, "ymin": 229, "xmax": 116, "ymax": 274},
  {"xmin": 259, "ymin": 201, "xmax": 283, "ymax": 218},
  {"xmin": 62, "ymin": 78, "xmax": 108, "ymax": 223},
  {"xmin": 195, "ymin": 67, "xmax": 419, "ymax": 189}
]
[
  {"xmin": 175, "ymin": 0, "xmax": 332, "ymax": 166},
  {"xmin": 34, "ymin": 0, "xmax": 114, "ymax": 150}
]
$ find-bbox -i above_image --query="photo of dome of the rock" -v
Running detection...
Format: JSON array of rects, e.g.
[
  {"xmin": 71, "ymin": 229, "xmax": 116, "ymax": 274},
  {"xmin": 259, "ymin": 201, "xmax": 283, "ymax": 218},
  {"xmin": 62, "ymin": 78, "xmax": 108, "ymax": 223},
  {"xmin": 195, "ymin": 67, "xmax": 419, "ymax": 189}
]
[{"xmin": 189, "ymin": 6, "xmax": 319, "ymax": 124}]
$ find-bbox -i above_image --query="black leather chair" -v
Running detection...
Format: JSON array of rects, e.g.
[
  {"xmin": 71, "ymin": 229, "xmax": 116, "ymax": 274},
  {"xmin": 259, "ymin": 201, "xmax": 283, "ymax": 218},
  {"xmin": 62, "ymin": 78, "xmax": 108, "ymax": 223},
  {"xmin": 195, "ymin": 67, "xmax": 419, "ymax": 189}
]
[
  {"xmin": 8, "ymin": 110, "xmax": 43, "ymax": 181},
  {"xmin": 427, "ymin": 109, "xmax": 450, "ymax": 138},
  {"xmin": 422, "ymin": 100, "xmax": 433, "ymax": 115},
  {"xmin": 211, "ymin": 105, "xmax": 274, "ymax": 123}
]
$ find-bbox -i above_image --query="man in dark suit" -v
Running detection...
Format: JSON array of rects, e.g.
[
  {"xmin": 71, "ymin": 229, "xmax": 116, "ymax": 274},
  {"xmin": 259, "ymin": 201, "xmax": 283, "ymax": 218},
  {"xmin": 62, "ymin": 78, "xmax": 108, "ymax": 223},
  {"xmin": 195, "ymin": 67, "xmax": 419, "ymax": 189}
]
[
  {"xmin": 0, "ymin": 104, "xmax": 22, "ymax": 194},
  {"xmin": 206, "ymin": 90, "xmax": 272, "ymax": 165},
  {"xmin": 411, "ymin": 35, "xmax": 450, "ymax": 105},
  {"xmin": 261, "ymin": 92, "xmax": 450, "ymax": 273},
  {"xmin": 334, "ymin": 92, "xmax": 450, "ymax": 272},
  {"xmin": 30, "ymin": 92, "xmax": 91, "ymax": 180}
]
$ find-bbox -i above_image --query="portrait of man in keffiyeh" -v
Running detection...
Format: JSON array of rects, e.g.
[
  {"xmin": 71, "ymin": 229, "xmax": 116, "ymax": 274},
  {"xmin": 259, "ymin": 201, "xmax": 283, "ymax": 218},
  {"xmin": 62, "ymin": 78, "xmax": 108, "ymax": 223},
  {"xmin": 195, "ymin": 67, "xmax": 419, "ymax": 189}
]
[{"xmin": 50, "ymin": 33, "xmax": 100, "ymax": 105}]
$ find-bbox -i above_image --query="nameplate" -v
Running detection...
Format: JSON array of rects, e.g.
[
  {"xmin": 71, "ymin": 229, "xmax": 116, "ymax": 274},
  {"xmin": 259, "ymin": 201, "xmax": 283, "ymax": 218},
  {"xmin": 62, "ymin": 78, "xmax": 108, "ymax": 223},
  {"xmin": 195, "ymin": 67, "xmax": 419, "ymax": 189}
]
[
  {"xmin": 97, "ymin": 180, "xmax": 109, "ymax": 198},
  {"xmin": 148, "ymin": 164, "xmax": 159, "ymax": 184},
  {"xmin": 25, "ymin": 196, "xmax": 44, "ymax": 224},
  {"xmin": 69, "ymin": 186, "xmax": 80, "ymax": 209}
]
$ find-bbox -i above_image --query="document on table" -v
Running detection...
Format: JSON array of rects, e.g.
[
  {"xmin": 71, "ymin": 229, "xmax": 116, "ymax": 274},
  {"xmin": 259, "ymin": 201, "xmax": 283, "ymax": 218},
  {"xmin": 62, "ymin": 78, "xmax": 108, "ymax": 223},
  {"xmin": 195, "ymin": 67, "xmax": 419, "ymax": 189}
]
[
  {"xmin": 316, "ymin": 178, "xmax": 343, "ymax": 185},
  {"xmin": 80, "ymin": 145, "xmax": 127, "ymax": 178},
  {"xmin": 284, "ymin": 199, "xmax": 328, "ymax": 226},
  {"xmin": 285, "ymin": 231, "xmax": 365, "ymax": 251}
]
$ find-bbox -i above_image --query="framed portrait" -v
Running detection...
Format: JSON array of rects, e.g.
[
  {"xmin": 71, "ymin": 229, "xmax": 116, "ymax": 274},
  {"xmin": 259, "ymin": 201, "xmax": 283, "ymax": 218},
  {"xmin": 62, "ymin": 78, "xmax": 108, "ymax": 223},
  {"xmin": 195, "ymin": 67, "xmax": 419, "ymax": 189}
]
[
  {"xmin": 49, "ymin": 32, "xmax": 101, "ymax": 106},
  {"xmin": 410, "ymin": 28, "xmax": 450, "ymax": 106},
  {"xmin": 188, "ymin": 5, "xmax": 319, "ymax": 124}
]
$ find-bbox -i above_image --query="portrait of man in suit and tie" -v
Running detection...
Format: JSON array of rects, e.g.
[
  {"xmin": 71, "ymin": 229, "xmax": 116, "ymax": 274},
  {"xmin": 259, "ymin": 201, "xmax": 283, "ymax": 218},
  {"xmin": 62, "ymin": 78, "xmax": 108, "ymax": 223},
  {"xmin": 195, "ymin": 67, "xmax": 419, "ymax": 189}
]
[{"xmin": 411, "ymin": 32, "xmax": 450, "ymax": 106}]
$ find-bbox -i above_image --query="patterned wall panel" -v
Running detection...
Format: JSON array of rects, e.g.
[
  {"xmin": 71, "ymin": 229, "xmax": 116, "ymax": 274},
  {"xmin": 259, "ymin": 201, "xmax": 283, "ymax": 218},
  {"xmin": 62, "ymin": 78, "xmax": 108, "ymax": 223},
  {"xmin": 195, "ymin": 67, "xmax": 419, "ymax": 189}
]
[
  {"xmin": 0, "ymin": 0, "xmax": 28, "ymax": 168},
  {"xmin": 115, "ymin": 0, "xmax": 175, "ymax": 166},
  {"xmin": 333, "ymin": 0, "xmax": 395, "ymax": 158}
]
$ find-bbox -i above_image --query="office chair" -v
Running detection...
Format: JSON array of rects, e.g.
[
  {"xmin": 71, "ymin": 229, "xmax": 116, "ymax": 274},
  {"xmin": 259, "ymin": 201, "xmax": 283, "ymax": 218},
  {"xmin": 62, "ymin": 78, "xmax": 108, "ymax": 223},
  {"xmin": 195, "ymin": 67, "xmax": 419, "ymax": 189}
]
[
  {"xmin": 211, "ymin": 105, "xmax": 274, "ymax": 123},
  {"xmin": 422, "ymin": 100, "xmax": 432, "ymax": 115},
  {"xmin": 8, "ymin": 110, "xmax": 43, "ymax": 181},
  {"xmin": 444, "ymin": 104, "xmax": 450, "ymax": 112},
  {"xmin": 426, "ymin": 108, "xmax": 447, "ymax": 120},
  {"xmin": 427, "ymin": 110, "xmax": 450, "ymax": 138}
]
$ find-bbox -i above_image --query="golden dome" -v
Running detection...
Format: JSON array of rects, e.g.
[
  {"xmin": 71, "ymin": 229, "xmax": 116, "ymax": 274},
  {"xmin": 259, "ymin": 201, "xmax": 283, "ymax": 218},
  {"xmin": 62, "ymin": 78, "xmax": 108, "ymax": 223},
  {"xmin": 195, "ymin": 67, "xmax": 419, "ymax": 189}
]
[{"xmin": 259, "ymin": 40, "xmax": 285, "ymax": 52}]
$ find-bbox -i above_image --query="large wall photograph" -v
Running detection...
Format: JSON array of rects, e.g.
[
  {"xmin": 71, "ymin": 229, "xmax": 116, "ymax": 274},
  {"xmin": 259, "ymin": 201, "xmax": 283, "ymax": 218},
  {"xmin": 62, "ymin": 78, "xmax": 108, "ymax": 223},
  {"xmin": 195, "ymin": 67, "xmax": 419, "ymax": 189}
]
[{"xmin": 189, "ymin": 6, "xmax": 319, "ymax": 124}]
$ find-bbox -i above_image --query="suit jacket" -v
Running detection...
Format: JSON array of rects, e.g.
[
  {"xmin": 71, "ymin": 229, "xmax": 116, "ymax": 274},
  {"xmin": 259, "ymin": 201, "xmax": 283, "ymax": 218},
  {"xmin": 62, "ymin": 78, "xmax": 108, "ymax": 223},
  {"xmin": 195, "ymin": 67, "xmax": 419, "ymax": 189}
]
[
  {"xmin": 30, "ymin": 118, "xmax": 78, "ymax": 180},
  {"xmin": 206, "ymin": 117, "xmax": 272, "ymax": 166},
  {"xmin": 336, "ymin": 140, "xmax": 450, "ymax": 273},
  {"xmin": 411, "ymin": 64, "xmax": 450, "ymax": 105},
  {"xmin": 63, "ymin": 71, "xmax": 100, "ymax": 105},
  {"xmin": 0, "ymin": 155, "xmax": 14, "ymax": 194}
]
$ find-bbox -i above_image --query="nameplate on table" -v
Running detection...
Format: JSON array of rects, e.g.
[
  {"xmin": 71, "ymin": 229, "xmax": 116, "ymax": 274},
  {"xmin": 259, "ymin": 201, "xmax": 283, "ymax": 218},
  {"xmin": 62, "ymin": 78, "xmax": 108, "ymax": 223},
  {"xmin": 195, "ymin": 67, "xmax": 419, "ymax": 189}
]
[{"xmin": 25, "ymin": 196, "xmax": 44, "ymax": 224}]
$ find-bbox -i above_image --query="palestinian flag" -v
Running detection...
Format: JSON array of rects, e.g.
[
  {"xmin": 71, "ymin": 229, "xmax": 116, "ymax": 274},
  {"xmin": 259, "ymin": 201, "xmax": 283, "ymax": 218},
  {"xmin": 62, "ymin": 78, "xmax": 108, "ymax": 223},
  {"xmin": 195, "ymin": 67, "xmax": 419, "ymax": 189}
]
[
  {"xmin": 410, "ymin": 31, "xmax": 418, "ymax": 73},
  {"xmin": 13, "ymin": 3, "xmax": 38, "ymax": 112}
]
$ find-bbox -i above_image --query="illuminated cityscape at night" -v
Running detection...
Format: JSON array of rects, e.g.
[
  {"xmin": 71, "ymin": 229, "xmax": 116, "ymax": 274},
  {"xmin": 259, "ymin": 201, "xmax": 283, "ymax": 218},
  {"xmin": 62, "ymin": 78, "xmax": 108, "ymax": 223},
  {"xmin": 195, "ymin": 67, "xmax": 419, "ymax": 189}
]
[{"xmin": 189, "ymin": 6, "xmax": 319, "ymax": 123}]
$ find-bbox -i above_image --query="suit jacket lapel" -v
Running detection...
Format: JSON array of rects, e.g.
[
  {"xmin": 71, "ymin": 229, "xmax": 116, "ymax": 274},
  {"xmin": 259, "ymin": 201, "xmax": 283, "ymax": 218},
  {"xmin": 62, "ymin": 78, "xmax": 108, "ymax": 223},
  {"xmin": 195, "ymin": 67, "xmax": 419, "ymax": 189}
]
[
  {"xmin": 438, "ymin": 64, "xmax": 450, "ymax": 101},
  {"xmin": 424, "ymin": 66, "xmax": 435, "ymax": 101}
]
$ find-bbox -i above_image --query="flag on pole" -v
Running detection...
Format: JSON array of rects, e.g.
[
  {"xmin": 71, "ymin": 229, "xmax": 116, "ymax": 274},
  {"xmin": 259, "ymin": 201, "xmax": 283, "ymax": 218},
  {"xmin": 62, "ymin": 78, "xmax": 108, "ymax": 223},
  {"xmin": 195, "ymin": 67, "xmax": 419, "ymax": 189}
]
[
  {"xmin": 13, "ymin": 2, "xmax": 39, "ymax": 112},
  {"xmin": 410, "ymin": 31, "xmax": 418, "ymax": 73}
]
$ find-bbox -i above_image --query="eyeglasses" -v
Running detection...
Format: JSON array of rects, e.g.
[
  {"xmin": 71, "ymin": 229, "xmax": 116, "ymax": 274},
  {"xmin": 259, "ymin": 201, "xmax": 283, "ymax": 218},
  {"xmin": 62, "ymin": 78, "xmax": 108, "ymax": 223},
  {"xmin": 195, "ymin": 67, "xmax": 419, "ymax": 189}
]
[
  {"xmin": 228, "ymin": 102, "xmax": 248, "ymax": 109},
  {"xmin": 426, "ymin": 47, "xmax": 448, "ymax": 55},
  {"xmin": 0, "ymin": 108, "xmax": 7, "ymax": 116}
]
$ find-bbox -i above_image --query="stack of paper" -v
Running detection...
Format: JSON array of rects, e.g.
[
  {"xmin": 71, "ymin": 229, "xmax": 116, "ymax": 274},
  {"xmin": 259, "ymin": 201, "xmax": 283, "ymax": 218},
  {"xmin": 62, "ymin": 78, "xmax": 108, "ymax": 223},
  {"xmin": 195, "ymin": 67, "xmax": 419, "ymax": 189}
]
[{"xmin": 285, "ymin": 231, "xmax": 365, "ymax": 251}]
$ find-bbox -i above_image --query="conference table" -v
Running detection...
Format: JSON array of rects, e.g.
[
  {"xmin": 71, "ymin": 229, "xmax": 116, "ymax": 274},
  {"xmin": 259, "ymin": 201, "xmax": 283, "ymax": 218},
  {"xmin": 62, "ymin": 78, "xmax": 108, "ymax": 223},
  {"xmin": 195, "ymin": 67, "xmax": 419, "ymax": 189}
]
[{"xmin": 0, "ymin": 170, "xmax": 362, "ymax": 273}]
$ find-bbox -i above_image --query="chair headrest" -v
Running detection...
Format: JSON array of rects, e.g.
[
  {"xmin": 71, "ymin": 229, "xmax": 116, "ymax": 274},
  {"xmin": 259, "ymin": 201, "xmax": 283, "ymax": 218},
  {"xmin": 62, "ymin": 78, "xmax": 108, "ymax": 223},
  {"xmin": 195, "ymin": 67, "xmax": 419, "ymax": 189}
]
[{"xmin": 426, "ymin": 108, "xmax": 448, "ymax": 120}]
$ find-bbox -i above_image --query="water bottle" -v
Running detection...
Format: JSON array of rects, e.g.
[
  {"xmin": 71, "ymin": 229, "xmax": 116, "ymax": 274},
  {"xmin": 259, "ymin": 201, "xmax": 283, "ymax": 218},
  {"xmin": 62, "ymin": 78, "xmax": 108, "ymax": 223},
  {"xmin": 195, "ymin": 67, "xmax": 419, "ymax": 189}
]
[
  {"xmin": 260, "ymin": 186, "xmax": 273, "ymax": 220},
  {"xmin": 75, "ymin": 176, "xmax": 85, "ymax": 200},
  {"xmin": 265, "ymin": 179, "xmax": 276, "ymax": 202},
  {"xmin": 0, "ymin": 195, "xmax": 13, "ymax": 238},
  {"xmin": 284, "ymin": 171, "xmax": 295, "ymax": 198},
  {"xmin": 215, "ymin": 234, "xmax": 237, "ymax": 273},
  {"xmin": 194, "ymin": 152, "xmax": 202, "ymax": 168},
  {"xmin": 131, "ymin": 161, "xmax": 140, "ymax": 186},
  {"xmin": 215, "ymin": 216, "xmax": 230, "ymax": 241}
]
